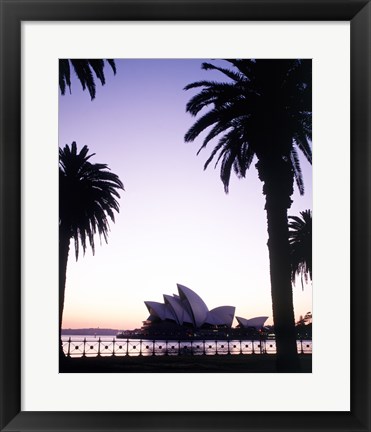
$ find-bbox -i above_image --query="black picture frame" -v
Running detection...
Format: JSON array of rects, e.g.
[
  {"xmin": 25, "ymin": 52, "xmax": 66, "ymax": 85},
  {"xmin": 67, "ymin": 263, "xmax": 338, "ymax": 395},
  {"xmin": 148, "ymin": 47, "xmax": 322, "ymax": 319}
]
[{"xmin": 1, "ymin": 1, "xmax": 370, "ymax": 431}]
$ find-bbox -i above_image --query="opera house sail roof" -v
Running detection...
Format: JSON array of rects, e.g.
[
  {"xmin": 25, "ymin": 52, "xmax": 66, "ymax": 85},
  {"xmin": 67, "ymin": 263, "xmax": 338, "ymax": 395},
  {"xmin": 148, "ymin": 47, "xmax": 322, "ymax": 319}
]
[
  {"xmin": 144, "ymin": 283, "xmax": 236, "ymax": 329},
  {"xmin": 235, "ymin": 316, "xmax": 269, "ymax": 329},
  {"xmin": 143, "ymin": 283, "xmax": 269, "ymax": 337}
]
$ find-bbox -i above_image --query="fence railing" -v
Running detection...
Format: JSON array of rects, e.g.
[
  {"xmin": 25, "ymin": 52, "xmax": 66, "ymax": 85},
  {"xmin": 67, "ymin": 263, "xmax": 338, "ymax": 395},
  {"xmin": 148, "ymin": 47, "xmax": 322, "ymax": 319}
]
[{"xmin": 62, "ymin": 338, "xmax": 312, "ymax": 358}]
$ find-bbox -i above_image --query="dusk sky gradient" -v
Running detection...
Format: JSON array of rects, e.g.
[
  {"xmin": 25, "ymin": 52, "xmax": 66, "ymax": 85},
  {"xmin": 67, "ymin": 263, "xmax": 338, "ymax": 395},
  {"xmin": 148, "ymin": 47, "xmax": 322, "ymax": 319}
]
[{"xmin": 59, "ymin": 59, "xmax": 312, "ymax": 330}]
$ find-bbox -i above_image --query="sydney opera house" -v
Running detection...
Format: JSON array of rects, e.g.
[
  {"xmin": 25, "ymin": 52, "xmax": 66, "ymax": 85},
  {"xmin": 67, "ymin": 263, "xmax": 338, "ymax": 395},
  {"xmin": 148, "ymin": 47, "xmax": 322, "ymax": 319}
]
[{"xmin": 140, "ymin": 283, "xmax": 268, "ymax": 339}]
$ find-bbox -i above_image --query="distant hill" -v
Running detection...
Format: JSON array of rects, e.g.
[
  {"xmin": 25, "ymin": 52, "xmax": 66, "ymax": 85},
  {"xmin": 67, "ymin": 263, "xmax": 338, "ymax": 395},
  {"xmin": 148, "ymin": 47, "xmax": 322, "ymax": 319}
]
[{"xmin": 62, "ymin": 328, "xmax": 119, "ymax": 336}]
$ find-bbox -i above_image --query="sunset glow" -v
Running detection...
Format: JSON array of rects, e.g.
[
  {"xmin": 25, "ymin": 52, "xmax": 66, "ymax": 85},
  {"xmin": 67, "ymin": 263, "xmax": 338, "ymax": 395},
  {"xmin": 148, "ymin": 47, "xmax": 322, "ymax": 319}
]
[{"xmin": 59, "ymin": 59, "xmax": 312, "ymax": 331}]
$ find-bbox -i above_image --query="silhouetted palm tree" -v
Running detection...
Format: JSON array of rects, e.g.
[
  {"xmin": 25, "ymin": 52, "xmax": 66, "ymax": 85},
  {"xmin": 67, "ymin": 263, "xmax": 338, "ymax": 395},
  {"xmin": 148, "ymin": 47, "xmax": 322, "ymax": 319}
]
[
  {"xmin": 59, "ymin": 59, "xmax": 116, "ymax": 100},
  {"xmin": 184, "ymin": 59, "xmax": 311, "ymax": 371},
  {"xmin": 289, "ymin": 209, "xmax": 312, "ymax": 289},
  {"xmin": 59, "ymin": 142, "xmax": 123, "ymax": 356}
]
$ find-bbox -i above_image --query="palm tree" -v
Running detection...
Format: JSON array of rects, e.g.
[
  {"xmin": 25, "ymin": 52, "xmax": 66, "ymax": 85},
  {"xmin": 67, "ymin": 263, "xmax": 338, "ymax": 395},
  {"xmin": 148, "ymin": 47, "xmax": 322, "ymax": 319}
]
[
  {"xmin": 59, "ymin": 59, "xmax": 116, "ymax": 100},
  {"xmin": 184, "ymin": 59, "xmax": 311, "ymax": 371},
  {"xmin": 59, "ymin": 142, "xmax": 124, "ymax": 356},
  {"xmin": 289, "ymin": 209, "xmax": 312, "ymax": 289}
]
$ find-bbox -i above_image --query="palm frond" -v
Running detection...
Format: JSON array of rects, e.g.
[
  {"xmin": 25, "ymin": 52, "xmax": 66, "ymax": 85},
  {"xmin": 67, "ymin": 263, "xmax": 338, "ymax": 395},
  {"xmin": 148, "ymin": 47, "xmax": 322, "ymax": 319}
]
[
  {"xmin": 224, "ymin": 59, "xmax": 253, "ymax": 77},
  {"xmin": 203, "ymin": 133, "xmax": 232, "ymax": 170},
  {"xmin": 290, "ymin": 146, "xmax": 304, "ymax": 195},
  {"xmin": 293, "ymin": 131, "xmax": 312, "ymax": 164},
  {"xmin": 88, "ymin": 60, "xmax": 106, "ymax": 86},
  {"xmin": 201, "ymin": 62, "xmax": 246, "ymax": 83},
  {"xmin": 289, "ymin": 209, "xmax": 312, "ymax": 288},
  {"xmin": 107, "ymin": 59, "xmax": 117, "ymax": 74},
  {"xmin": 184, "ymin": 59, "xmax": 312, "ymax": 196},
  {"xmin": 59, "ymin": 59, "xmax": 116, "ymax": 100},
  {"xmin": 220, "ymin": 145, "xmax": 240, "ymax": 193},
  {"xmin": 185, "ymin": 82, "xmax": 244, "ymax": 116},
  {"xmin": 59, "ymin": 59, "xmax": 71, "ymax": 95},
  {"xmin": 71, "ymin": 60, "xmax": 96, "ymax": 99},
  {"xmin": 59, "ymin": 142, "xmax": 124, "ymax": 260}
]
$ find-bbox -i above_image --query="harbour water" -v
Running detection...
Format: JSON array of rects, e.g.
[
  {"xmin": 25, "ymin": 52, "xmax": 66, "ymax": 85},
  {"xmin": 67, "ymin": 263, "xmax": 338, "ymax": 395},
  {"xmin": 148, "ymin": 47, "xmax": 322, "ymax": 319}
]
[{"xmin": 62, "ymin": 335, "xmax": 312, "ymax": 357}]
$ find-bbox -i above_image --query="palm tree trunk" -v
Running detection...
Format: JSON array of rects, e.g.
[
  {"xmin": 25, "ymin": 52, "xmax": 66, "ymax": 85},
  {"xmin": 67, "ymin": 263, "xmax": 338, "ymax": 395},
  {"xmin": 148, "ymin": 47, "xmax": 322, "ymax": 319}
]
[
  {"xmin": 59, "ymin": 226, "xmax": 70, "ymax": 359},
  {"xmin": 265, "ymin": 198, "xmax": 300, "ymax": 372},
  {"xmin": 257, "ymin": 157, "xmax": 301, "ymax": 372}
]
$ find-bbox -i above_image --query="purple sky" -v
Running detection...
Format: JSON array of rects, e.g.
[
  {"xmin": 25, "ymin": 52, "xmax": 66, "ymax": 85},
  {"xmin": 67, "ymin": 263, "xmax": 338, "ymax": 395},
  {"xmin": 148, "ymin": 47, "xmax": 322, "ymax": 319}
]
[{"xmin": 59, "ymin": 59, "xmax": 312, "ymax": 330}]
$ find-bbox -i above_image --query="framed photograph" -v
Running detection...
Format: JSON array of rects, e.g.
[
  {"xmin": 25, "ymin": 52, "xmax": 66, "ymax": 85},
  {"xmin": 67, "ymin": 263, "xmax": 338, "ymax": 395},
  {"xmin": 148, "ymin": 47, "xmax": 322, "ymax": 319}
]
[{"xmin": 0, "ymin": 0, "xmax": 369, "ymax": 431}]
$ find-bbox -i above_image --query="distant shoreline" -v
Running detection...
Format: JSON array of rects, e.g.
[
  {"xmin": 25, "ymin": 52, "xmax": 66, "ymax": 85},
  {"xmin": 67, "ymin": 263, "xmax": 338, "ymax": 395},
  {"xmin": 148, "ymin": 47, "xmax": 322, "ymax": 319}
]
[{"xmin": 62, "ymin": 328, "xmax": 119, "ymax": 336}]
